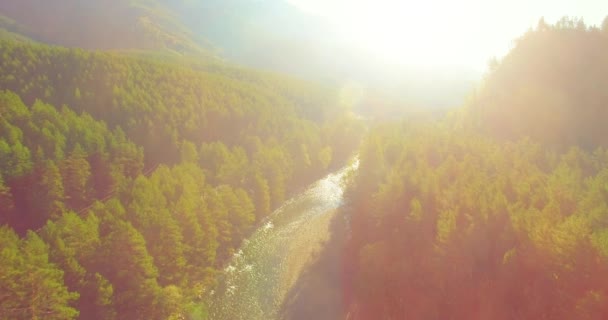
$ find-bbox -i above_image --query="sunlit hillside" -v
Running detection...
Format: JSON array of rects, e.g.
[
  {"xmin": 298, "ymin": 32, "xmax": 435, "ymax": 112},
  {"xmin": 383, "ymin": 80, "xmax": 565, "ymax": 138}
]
[
  {"xmin": 343, "ymin": 19, "xmax": 608, "ymax": 320},
  {"xmin": 0, "ymin": 37, "xmax": 362, "ymax": 319},
  {"xmin": 1, "ymin": 1, "xmax": 608, "ymax": 320}
]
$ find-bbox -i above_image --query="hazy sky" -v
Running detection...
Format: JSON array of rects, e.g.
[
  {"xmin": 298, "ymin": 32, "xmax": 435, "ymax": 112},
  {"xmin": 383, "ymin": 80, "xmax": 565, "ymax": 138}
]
[{"xmin": 286, "ymin": 0, "xmax": 606, "ymax": 71}]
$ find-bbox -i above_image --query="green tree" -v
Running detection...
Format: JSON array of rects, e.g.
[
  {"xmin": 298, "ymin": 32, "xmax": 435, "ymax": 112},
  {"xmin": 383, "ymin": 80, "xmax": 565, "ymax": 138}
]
[
  {"xmin": 97, "ymin": 219, "xmax": 160, "ymax": 320},
  {"xmin": 252, "ymin": 173, "xmax": 271, "ymax": 219},
  {"xmin": 0, "ymin": 175, "xmax": 16, "ymax": 226},
  {"xmin": 127, "ymin": 175, "xmax": 186, "ymax": 285},
  {"xmin": 36, "ymin": 161, "xmax": 66, "ymax": 220},
  {"xmin": 61, "ymin": 144, "xmax": 92, "ymax": 209},
  {"xmin": 180, "ymin": 140, "xmax": 198, "ymax": 164},
  {"xmin": 0, "ymin": 227, "xmax": 79, "ymax": 320},
  {"xmin": 8, "ymin": 141, "xmax": 32, "ymax": 177},
  {"xmin": 40, "ymin": 212, "xmax": 116, "ymax": 320},
  {"xmin": 218, "ymin": 185, "xmax": 255, "ymax": 248}
]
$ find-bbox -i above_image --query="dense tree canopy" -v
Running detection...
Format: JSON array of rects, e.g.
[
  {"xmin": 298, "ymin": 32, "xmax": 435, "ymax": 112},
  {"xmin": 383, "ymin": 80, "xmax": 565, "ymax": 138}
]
[
  {"xmin": 0, "ymin": 35, "xmax": 362, "ymax": 319},
  {"xmin": 464, "ymin": 18, "xmax": 608, "ymax": 149},
  {"xmin": 345, "ymin": 124, "xmax": 608, "ymax": 319},
  {"xmin": 342, "ymin": 18, "xmax": 608, "ymax": 320}
]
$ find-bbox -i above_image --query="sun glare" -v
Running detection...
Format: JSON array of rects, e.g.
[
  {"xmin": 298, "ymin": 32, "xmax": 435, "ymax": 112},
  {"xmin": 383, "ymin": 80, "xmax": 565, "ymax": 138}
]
[
  {"xmin": 322, "ymin": 0, "xmax": 489, "ymax": 69},
  {"xmin": 287, "ymin": 0, "xmax": 607, "ymax": 71},
  {"xmin": 288, "ymin": 0, "xmax": 601, "ymax": 71}
]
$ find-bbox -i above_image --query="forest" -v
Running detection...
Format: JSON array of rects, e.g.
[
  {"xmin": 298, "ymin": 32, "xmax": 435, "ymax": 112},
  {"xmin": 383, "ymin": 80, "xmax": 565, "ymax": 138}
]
[
  {"xmin": 342, "ymin": 18, "xmax": 608, "ymax": 319},
  {"xmin": 3, "ymin": 7, "xmax": 608, "ymax": 320},
  {"xmin": 0, "ymin": 36, "xmax": 363, "ymax": 319}
]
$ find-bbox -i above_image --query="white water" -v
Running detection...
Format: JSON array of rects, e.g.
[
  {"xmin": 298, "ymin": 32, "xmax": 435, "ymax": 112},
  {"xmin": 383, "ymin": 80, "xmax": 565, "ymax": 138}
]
[{"xmin": 208, "ymin": 160, "xmax": 358, "ymax": 320}]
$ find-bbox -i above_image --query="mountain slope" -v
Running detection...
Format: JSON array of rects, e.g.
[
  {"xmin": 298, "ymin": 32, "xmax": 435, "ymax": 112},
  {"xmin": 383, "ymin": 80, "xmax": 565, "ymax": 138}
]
[
  {"xmin": 466, "ymin": 18, "xmax": 608, "ymax": 149},
  {"xmin": 0, "ymin": 37, "xmax": 363, "ymax": 319},
  {"xmin": 341, "ymin": 19, "xmax": 608, "ymax": 320},
  {"xmin": 0, "ymin": 0, "xmax": 214, "ymax": 55},
  {"xmin": 161, "ymin": 0, "xmax": 342, "ymax": 77},
  {"xmin": 0, "ymin": 0, "xmax": 477, "ymax": 110}
]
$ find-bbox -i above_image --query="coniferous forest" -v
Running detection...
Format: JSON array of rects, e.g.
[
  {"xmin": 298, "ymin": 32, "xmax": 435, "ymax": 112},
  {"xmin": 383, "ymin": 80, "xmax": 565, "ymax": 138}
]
[
  {"xmin": 0, "ymin": 36, "xmax": 363, "ymax": 319},
  {"xmin": 342, "ymin": 19, "xmax": 608, "ymax": 319},
  {"xmin": 2, "ymin": 2, "xmax": 608, "ymax": 319}
]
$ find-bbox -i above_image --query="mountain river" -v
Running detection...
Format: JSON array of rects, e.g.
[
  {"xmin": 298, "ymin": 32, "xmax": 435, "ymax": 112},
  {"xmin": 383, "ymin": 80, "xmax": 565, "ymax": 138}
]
[{"xmin": 208, "ymin": 160, "xmax": 358, "ymax": 319}]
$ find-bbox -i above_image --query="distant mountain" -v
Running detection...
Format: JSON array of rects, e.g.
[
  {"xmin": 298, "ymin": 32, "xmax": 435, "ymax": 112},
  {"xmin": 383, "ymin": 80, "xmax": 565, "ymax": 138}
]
[
  {"xmin": 162, "ymin": 0, "xmax": 479, "ymax": 107},
  {"xmin": 0, "ymin": 0, "xmax": 215, "ymax": 56},
  {"xmin": 0, "ymin": 0, "xmax": 333, "ymax": 65},
  {"xmin": 160, "ymin": 0, "xmax": 346, "ymax": 78},
  {"xmin": 0, "ymin": 0, "xmax": 477, "ymax": 109}
]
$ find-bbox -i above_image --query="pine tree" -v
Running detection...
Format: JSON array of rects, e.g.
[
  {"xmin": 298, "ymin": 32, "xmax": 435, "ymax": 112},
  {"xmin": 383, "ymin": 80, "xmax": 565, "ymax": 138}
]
[
  {"xmin": 98, "ymin": 220, "xmax": 160, "ymax": 320},
  {"xmin": 252, "ymin": 173, "xmax": 271, "ymax": 219},
  {"xmin": 61, "ymin": 144, "xmax": 92, "ymax": 210},
  {"xmin": 0, "ymin": 175, "xmax": 16, "ymax": 226},
  {"xmin": 37, "ymin": 161, "xmax": 66, "ymax": 220},
  {"xmin": 179, "ymin": 140, "xmax": 198, "ymax": 164},
  {"xmin": 0, "ymin": 227, "xmax": 79, "ymax": 320},
  {"xmin": 40, "ymin": 212, "xmax": 117, "ymax": 319}
]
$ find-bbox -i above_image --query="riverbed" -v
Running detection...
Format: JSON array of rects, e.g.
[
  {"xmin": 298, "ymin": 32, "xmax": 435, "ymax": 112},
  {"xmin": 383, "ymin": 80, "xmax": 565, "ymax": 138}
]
[{"xmin": 208, "ymin": 160, "xmax": 357, "ymax": 320}]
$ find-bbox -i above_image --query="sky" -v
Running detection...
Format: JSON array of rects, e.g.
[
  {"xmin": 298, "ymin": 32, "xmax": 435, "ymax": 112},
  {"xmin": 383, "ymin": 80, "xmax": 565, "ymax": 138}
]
[{"xmin": 286, "ymin": 0, "xmax": 606, "ymax": 72}]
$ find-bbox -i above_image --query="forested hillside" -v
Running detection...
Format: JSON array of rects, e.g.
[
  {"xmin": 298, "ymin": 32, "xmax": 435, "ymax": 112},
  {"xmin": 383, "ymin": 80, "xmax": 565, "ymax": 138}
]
[
  {"xmin": 342, "ymin": 19, "xmax": 608, "ymax": 319},
  {"xmin": 0, "ymin": 0, "xmax": 213, "ymax": 55},
  {"xmin": 0, "ymin": 37, "xmax": 362, "ymax": 319},
  {"xmin": 0, "ymin": 0, "xmax": 332, "ymax": 77},
  {"xmin": 468, "ymin": 17, "xmax": 608, "ymax": 149},
  {"xmin": 0, "ymin": 0, "xmax": 478, "ymax": 109}
]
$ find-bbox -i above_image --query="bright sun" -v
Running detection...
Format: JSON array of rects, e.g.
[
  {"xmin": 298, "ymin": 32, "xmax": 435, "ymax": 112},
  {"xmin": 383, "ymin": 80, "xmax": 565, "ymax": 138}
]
[
  {"xmin": 288, "ymin": 0, "xmax": 607, "ymax": 71},
  {"xmin": 331, "ymin": 0, "xmax": 487, "ymax": 69},
  {"xmin": 285, "ymin": 0, "xmax": 572, "ymax": 71}
]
